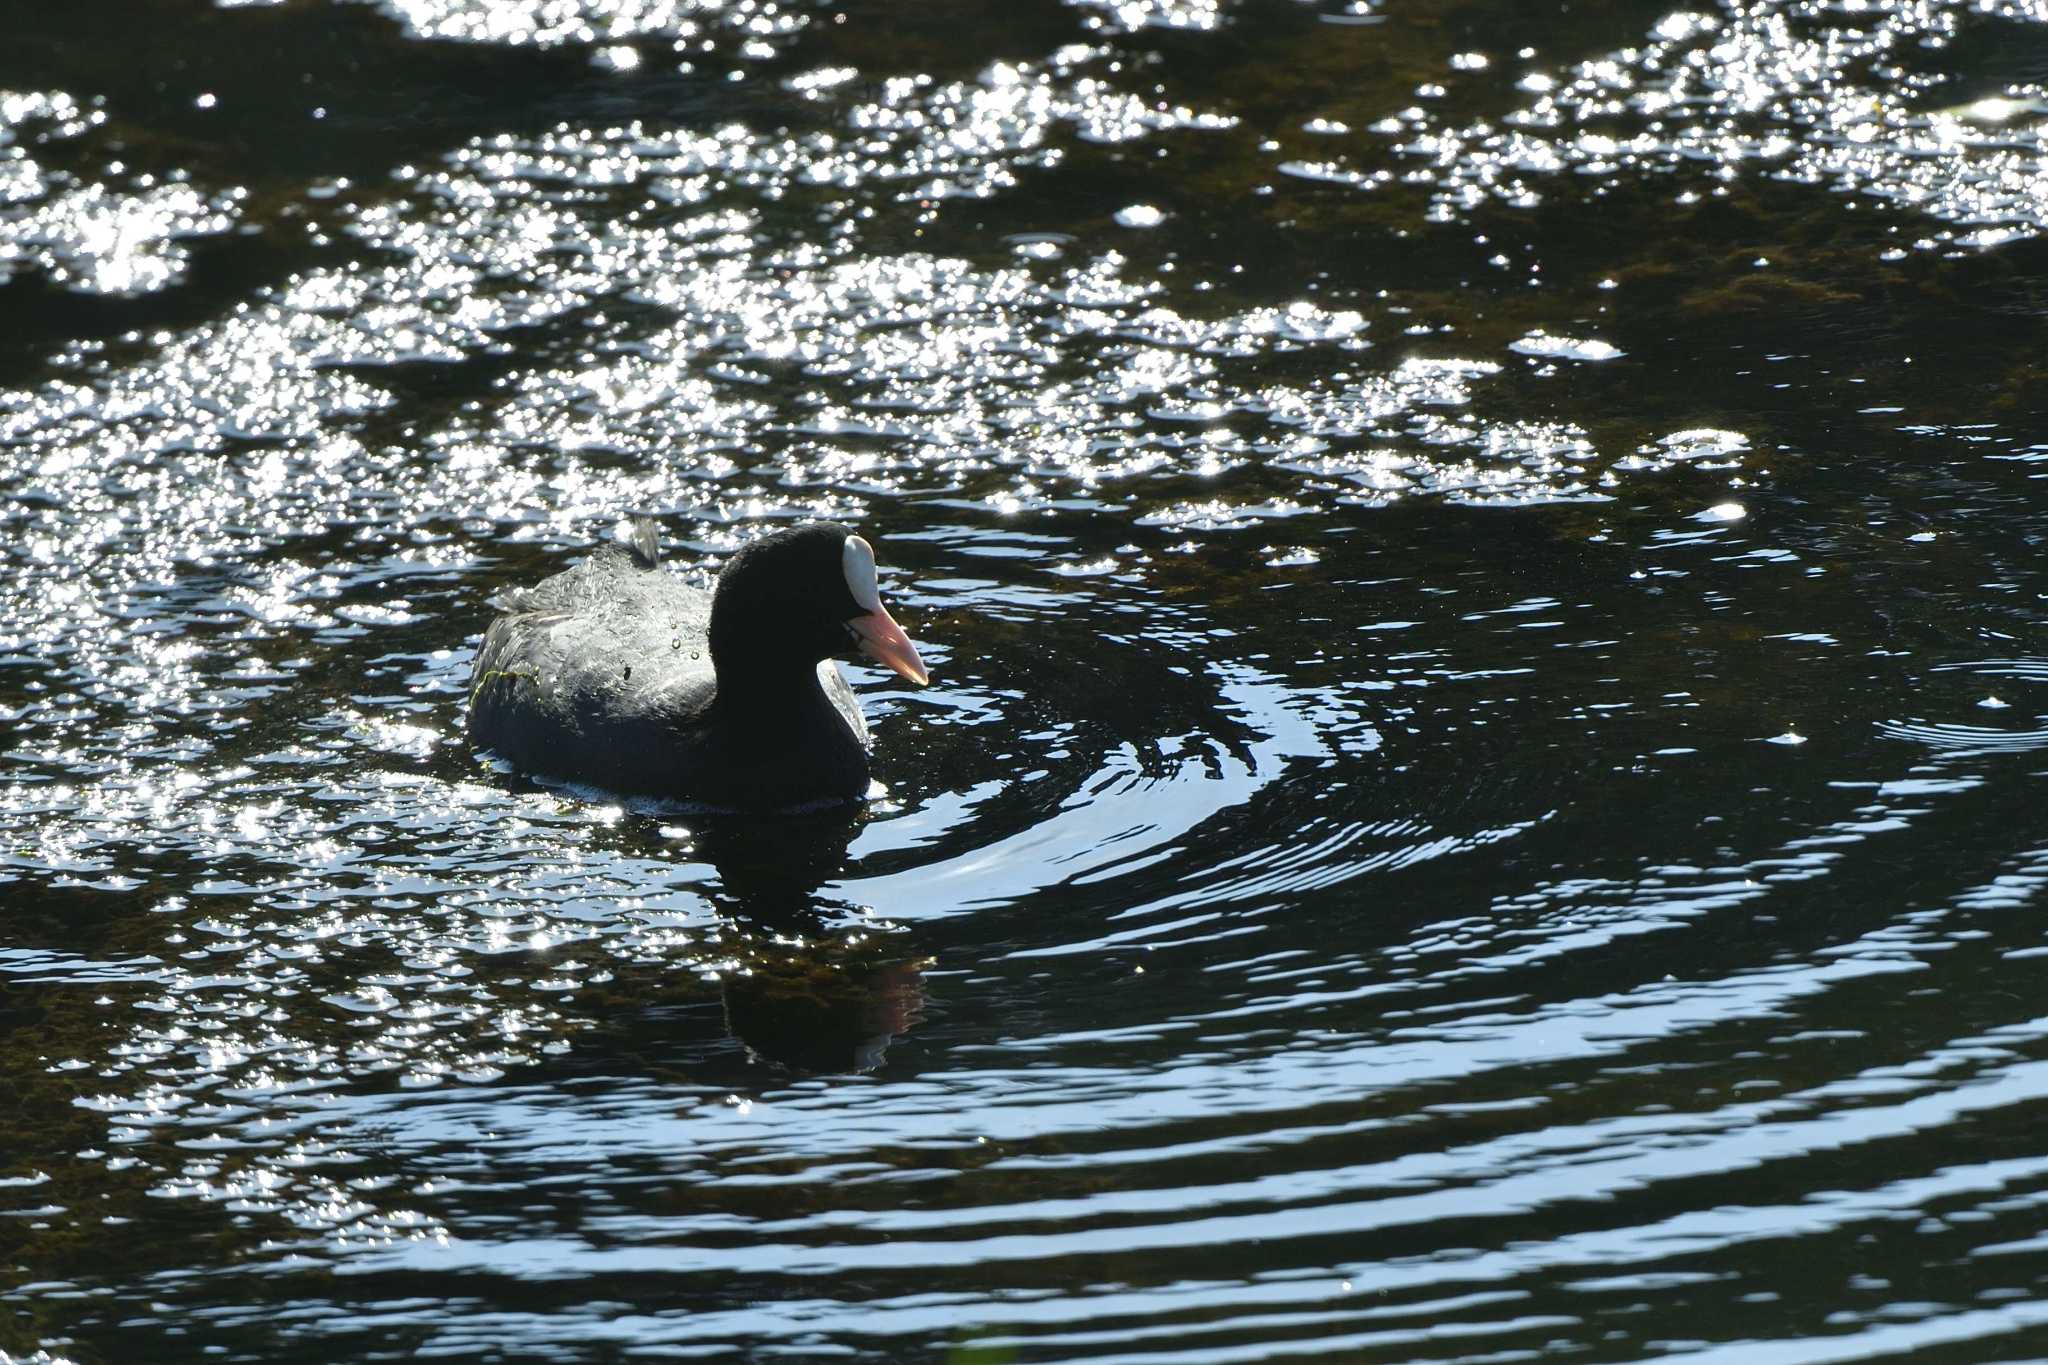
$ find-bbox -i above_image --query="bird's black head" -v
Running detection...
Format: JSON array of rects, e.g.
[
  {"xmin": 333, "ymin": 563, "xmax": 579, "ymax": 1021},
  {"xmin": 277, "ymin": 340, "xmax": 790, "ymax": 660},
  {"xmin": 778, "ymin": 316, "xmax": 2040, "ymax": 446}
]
[{"xmin": 708, "ymin": 524, "xmax": 928, "ymax": 686}]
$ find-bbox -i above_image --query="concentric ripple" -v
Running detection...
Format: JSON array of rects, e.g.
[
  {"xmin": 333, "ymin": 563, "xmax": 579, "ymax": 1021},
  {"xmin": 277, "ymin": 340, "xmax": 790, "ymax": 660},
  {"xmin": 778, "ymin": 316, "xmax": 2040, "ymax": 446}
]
[{"xmin": 8, "ymin": 0, "xmax": 2048, "ymax": 1361}]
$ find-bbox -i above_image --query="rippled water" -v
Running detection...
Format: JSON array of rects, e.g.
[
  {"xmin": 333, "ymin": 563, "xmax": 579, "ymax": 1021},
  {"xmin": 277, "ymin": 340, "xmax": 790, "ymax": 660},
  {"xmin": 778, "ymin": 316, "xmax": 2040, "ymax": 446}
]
[{"xmin": 8, "ymin": 0, "xmax": 2048, "ymax": 1359}]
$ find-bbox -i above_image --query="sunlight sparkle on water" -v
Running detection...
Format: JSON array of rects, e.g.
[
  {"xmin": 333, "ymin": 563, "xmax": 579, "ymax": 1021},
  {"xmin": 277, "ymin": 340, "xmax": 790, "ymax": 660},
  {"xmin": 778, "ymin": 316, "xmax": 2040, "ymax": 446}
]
[{"xmin": 5, "ymin": 1, "xmax": 2041, "ymax": 1358}]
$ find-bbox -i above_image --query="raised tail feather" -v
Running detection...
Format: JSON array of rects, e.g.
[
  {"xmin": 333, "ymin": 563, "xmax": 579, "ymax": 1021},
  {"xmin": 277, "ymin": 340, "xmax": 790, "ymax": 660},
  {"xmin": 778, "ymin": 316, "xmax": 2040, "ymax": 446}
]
[{"xmin": 627, "ymin": 515, "xmax": 662, "ymax": 569}]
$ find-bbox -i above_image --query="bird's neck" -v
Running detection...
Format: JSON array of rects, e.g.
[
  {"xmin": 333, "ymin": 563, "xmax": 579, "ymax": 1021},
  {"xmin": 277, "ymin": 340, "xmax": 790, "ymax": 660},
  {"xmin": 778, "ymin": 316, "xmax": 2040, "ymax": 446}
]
[{"xmin": 710, "ymin": 651, "xmax": 832, "ymax": 717}]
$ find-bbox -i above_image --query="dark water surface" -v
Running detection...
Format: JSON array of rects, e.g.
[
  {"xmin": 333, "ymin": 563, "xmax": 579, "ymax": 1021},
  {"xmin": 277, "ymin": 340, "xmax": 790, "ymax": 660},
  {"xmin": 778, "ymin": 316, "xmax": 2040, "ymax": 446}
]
[{"xmin": 7, "ymin": 0, "xmax": 2048, "ymax": 1359}]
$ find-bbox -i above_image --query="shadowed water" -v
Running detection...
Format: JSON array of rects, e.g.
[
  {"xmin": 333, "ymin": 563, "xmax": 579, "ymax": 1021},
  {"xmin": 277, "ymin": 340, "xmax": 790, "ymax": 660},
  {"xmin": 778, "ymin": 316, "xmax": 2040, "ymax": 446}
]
[{"xmin": 7, "ymin": 0, "xmax": 2048, "ymax": 1360}]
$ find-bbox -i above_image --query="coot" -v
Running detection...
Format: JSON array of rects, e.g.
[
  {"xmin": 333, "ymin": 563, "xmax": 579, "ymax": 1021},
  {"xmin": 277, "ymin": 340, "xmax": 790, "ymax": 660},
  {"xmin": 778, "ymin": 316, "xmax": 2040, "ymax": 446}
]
[{"xmin": 468, "ymin": 521, "xmax": 928, "ymax": 810}]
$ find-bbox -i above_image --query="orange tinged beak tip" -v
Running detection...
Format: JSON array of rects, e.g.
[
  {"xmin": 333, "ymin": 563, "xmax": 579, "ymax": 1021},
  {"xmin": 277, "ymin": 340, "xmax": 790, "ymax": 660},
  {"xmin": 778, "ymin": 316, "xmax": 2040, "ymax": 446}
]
[{"xmin": 850, "ymin": 606, "xmax": 929, "ymax": 687}]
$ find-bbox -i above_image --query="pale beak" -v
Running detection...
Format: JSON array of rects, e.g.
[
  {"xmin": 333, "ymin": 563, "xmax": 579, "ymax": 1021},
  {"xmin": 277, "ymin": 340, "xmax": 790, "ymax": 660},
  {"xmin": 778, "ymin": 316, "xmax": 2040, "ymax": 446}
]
[{"xmin": 848, "ymin": 604, "xmax": 929, "ymax": 686}]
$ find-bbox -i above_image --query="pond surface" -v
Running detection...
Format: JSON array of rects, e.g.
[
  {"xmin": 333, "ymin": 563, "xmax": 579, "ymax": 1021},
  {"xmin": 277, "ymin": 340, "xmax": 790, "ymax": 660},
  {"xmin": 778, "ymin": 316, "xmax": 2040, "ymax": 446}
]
[{"xmin": 7, "ymin": 0, "xmax": 2048, "ymax": 1359}]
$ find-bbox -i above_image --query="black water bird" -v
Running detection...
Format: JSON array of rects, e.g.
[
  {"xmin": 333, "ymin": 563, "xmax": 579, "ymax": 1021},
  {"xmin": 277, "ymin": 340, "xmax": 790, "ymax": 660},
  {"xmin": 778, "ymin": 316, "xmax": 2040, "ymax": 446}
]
[{"xmin": 468, "ymin": 521, "xmax": 928, "ymax": 810}]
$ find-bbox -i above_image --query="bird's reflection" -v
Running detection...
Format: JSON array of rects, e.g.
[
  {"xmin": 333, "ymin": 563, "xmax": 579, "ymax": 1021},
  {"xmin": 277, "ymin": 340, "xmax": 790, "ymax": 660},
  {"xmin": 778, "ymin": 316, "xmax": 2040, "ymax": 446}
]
[
  {"xmin": 688, "ymin": 805, "xmax": 864, "ymax": 915},
  {"xmin": 722, "ymin": 954, "xmax": 929, "ymax": 1074},
  {"xmin": 683, "ymin": 807, "xmax": 930, "ymax": 1075}
]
